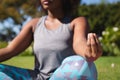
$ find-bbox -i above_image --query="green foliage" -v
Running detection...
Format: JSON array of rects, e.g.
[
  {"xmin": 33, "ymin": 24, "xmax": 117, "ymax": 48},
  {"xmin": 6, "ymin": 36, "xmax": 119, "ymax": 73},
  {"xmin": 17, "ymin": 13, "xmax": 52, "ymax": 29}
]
[
  {"xmin": 0, "ymin": 1, "xmax": 120, "ymax": 56},
  {"xmin": 78, "ymin": 3, "xmax": 120, "ymax": 56},
  {"xmin": 0, "ymin": 0, "xmax": 40, "ymax": 24},
  {"xmin": 0, "ymin": 27, "xmax": 16, "ymax": 41},
  {"xmin": 0, "ymin": 0, "xmax": 41, "ymax": 41},
  {"xmin": 78, "ymin": 2, "xmax": 120, "ymax": 35},
  {"xmin": 0, "ymin": 41, "xmax": 8, "ymax": 48},
  {"xmin": 99, "ymin": 26, "xmax": 120, "ymax": 56}
]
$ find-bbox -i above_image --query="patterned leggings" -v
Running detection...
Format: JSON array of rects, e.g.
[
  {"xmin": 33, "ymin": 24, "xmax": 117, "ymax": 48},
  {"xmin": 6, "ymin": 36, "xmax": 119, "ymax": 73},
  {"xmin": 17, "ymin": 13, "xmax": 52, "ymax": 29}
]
[{"xmin": 0, "ymin": 56, "xmax": 97, "ymax": 80}]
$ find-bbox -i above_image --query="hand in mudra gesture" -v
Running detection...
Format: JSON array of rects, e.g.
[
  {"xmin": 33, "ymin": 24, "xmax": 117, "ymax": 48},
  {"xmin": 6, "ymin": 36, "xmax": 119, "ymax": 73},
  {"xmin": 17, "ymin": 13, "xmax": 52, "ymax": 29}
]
[{"xmin": 85, "ymin": 33, "xmax": 102, "ymax": 62}]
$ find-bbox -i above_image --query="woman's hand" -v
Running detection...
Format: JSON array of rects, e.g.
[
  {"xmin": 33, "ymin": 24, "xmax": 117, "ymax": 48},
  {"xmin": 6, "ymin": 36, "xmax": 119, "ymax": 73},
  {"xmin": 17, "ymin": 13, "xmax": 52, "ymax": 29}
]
[
  {"xmin": 85, "ymin": 33, "xmax": 103, "ymax": 62},
  {"xmin": 72, "ymin": 17, "xmax": 102, "ymax": 62}
]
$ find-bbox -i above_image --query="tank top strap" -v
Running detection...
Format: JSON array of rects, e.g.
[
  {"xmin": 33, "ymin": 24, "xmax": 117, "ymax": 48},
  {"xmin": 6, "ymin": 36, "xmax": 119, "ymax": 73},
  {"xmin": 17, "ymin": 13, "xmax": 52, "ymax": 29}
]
[
  {"xmin": 34, "ymin": 16, "xmax": 47, "ymax": 32},
  {"xmin": 64, "ymin": 23, "xmax": 72, "ymax": 31}
]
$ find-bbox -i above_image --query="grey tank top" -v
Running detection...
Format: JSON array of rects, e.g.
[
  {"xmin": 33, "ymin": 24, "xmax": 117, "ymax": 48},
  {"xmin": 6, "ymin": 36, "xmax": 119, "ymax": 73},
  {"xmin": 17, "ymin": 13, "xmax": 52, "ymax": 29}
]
[{"xmin": 33, "ymin": 16, "xmax": 75, "ymax": 80}]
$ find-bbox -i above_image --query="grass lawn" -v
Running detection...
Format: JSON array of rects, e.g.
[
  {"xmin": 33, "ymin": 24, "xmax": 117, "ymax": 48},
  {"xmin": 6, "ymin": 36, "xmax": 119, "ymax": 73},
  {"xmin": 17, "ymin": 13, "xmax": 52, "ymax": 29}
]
[
  {"xmin": 95, "ymin": 57, "xmax": 120, "ymax": 80},
  {"xmin": 1, "ymin": 56, "xmax": 120, "ymax": 80},
  {"xmin": 1, "ymin": 56, "xmax": 34, "ymax": 69}
]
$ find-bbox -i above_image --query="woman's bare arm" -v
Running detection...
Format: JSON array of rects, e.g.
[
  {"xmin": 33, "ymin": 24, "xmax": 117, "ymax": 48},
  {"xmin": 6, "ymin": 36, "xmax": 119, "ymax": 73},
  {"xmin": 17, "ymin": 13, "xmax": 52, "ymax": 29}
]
[
  {"xmin": 72, "ymin": 17, "xmax": 102, "ymax": 61},
  {"xmin": 0, "ymin": 18, "xmax": 39, "ymax": 62}
]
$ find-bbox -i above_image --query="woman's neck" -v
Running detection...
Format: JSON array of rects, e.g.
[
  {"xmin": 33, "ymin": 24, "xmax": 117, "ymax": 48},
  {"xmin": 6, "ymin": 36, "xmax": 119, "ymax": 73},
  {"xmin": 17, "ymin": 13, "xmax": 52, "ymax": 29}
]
[{"xmin": 47, "ymin": 9, "xmax": 64, "ymax": 20}]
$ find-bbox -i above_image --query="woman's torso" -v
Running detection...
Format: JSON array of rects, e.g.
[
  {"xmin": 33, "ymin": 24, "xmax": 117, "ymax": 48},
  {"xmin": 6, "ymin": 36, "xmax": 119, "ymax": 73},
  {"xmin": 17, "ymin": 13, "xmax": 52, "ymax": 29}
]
[{"xmin": 33, "ymin": 16, "xmax": 75, "ymax": 79}]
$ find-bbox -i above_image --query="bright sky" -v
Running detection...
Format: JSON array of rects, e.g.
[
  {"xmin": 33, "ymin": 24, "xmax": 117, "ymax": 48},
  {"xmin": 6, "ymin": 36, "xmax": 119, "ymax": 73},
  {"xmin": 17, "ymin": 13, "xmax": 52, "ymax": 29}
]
[{"xmin": 81, "ymin": 0, "xmax": 120, "ymax": 5}]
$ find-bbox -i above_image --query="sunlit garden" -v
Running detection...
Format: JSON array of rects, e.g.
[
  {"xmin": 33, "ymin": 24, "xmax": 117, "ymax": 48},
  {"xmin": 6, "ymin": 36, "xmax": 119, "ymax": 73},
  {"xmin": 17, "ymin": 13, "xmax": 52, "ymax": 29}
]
[{"xmin": 0, "ymin": 0, "xmax": 120, "ymax": 80}]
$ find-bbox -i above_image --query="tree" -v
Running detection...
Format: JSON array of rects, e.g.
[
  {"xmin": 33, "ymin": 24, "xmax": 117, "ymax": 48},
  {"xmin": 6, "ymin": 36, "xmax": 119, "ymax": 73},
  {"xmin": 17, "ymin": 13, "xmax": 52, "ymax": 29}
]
[
  {"xmin": 78, "ymin": 2, "xmax": 120, "ymax": 35},
  {"xmin": 0, "ymin": 0, "xmax": 41, "ymax": 41},
  {"xmin": 0, "ymin": 27, "xmax": 16, "ymax": 41},
  {"xmin": 0, "ymin": 0, "xmax": 40, "ymax": 24}
]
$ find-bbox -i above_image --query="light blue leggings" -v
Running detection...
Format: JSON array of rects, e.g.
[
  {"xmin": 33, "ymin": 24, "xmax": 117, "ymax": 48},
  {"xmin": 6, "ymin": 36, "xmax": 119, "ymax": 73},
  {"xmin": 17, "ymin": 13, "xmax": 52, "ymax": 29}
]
[{"xmin": 0, "ymin": 55, "xmax": 97, "ymax": 80}]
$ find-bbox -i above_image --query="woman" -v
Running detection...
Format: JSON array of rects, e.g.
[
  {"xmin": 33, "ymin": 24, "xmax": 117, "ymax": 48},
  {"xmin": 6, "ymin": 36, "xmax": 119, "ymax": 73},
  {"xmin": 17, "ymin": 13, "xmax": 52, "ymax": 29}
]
[{"xmin": 0, "ymin": 0, "xmax": 102, "ymax": 80}]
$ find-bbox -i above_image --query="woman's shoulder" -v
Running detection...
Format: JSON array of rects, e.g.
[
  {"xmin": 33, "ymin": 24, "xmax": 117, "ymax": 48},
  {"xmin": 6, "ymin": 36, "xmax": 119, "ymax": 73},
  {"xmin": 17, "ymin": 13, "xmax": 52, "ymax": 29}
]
[
  {"xmin": 70, "ymin": 16, "xmax": 88, "ymax": 30},
  {"xmin": 31, "ymin": 18, "xmax": 41, "ymax": 26},
  {"xmin": 71, "ymin": 16, "xmax": 87, "ymax": 24},
  {"xmin": 27, "ymin": 17, "xmax": 41, "ymax": 32}
]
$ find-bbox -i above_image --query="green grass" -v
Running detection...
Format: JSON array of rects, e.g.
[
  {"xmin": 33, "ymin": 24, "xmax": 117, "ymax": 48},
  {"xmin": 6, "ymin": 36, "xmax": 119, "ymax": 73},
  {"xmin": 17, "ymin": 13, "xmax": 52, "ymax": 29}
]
[
  {"xmin": 1, "ymin": 56, "xmax": 34, "ymax": 69},
  {"xmin": 95, "ymin": 57, "xmax": 120, "ymax": 80},
  {"xmin": 1, "ymin": 56, "xmax": 120, "ymax": 80}
]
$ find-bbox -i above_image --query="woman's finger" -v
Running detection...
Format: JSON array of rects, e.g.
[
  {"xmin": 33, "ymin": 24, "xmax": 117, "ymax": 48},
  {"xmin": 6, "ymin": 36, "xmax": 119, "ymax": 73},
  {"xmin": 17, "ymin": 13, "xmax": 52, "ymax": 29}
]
[
  {"xmin": 89, "ymin": 33, "xmax": 97, "ymax": 57},
  {"xmin": 93, "ymin": 34, "xmax": 100, "ymax": 47},
  {"xmin": 86, "ymin": 34, "xmax": 92, "ymax": 58},
  {"xmin": 93, "ymin": 34, "xmax": 103, "ymax": 56}
]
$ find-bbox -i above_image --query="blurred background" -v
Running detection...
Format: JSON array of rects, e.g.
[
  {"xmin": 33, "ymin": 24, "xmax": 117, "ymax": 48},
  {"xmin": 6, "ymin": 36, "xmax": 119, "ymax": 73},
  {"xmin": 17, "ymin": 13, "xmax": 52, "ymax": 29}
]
[
  {"xmin": 0, "ymin": 0, "xmax": 120, "ymax": 56},
  {"xmin": 0, "ymin": 0, "xmax": 120, "ymax": 80}
]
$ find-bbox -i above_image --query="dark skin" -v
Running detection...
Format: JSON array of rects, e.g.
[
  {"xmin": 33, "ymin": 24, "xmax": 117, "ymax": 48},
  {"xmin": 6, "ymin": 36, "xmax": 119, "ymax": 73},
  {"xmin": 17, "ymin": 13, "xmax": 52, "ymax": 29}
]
[{"xmin": 0, "ymin": 0, "xmax": 102, "ymax": 62}]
